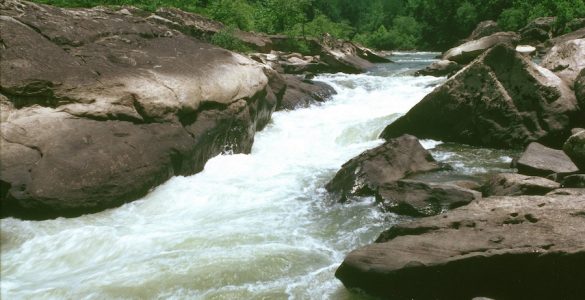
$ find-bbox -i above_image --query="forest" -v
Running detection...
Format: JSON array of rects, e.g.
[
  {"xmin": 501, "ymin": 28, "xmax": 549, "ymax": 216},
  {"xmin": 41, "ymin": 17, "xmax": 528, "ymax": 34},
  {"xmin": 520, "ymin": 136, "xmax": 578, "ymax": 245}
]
[{"xmin": 26, "ymin": 0, "xmax": 585, "ymax": 49}]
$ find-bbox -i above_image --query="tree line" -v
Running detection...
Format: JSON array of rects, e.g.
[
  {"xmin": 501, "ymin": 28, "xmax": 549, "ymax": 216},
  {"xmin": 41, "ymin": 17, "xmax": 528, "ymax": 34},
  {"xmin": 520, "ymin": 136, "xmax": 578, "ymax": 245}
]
[{"xmin": 34, "ymin": 0, "xmax": 585, "ymax": 50}]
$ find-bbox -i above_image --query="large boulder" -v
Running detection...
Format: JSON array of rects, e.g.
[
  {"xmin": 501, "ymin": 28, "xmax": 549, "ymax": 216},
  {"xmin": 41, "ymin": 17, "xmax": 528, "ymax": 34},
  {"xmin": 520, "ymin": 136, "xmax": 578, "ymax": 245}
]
[
  {"xmin": 517, "ymin": 142, "xmax": 579, "ymax": 176},
  {"xmin": 442, "ymin": 32, "xmax": 519, "ymax": 64},
  {"xmin": 376, "ymin": 180, "xmax": 481, "ymax": 217},
  {"xmin": 541, "ymin": 38, "xmax": 585, "ymax": 86},
  {"xmin": 564, "ymin": 130, "xmax": 585, "ymax": 170},
  {"xmin": 466, "ymin": 20, "xmax": 502, "ymax": 41},
  {"xmin": 519, "ymin": 17, "xmax": 556, "ymax": 44},
  {"xmin": 336, "ymin": 195, "xmax": 585, "ymax": 300},
  {"xmin": 381, "ymin": 44, "xmax": 580, "ymax": 149},
  {"xmin": 482, "ymin": 172, "xmax": 560, "ymax": 196},
  {"xmin": 325, "ymin": 135, "xmax": 442, "ymax": 201},
  {"xmin": 278, "ymin": 75, "xmax": 336, "ymax": 110},
  {"xmin": 0, "ymin": 0, "xmax": 278, "ymax": 219}
]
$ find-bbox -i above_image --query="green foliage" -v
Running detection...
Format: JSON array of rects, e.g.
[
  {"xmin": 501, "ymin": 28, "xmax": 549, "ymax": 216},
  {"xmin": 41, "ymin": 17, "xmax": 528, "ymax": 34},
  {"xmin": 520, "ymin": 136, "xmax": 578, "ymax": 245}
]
[
  {"xmin": 210, "ymin": 26, "xmax": 251, "ymax": 52},
  {"xmin": 29, "ymin": 0, "xmax": 585, "ymax": 51}
]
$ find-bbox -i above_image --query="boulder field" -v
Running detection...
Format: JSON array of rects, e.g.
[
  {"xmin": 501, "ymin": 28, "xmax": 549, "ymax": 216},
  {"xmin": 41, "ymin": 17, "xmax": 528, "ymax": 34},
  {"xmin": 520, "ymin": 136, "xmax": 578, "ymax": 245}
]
[{"xmin": 0, "ymin": 0, "xmax": 338, "ymax": 219}]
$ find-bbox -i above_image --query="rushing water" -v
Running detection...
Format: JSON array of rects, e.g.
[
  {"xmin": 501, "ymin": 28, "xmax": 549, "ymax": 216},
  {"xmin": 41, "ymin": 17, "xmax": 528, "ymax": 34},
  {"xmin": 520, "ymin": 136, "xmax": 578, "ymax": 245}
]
[{"xmin": 1, "ymin": 53, "xmax": 515, "ymax": 300}]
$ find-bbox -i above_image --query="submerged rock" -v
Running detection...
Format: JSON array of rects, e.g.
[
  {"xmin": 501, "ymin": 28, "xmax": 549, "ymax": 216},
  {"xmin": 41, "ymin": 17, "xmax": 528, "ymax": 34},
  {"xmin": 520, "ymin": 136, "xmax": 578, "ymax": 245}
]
[
  {"xmin": 325, "ymin": 135, "xmax": 442, "ymax": 201},
  {"xmin": 336, "ymin": 194, "xmax": 585, "ymax": 300},
  {"xmin": 381, "ymin": 44, "xmax": 579, "ymax": 149},
  {"xmin": 0, "ymin": 0, "xmax": 282, "ymax": 219},
  {"xmin": 517, "ymin": 142, "xmax": 579, "ymax": 176},
  {"xmin": 376, "ymin": 180, "xmax": 481, "ymax": 217},
  {"xmin": 482, "ymin": 173, "xmax": 560, "ymax": 196},
  {"xmin": 442, "ymin": 32, "xmax": 519, "ymax": 64}
]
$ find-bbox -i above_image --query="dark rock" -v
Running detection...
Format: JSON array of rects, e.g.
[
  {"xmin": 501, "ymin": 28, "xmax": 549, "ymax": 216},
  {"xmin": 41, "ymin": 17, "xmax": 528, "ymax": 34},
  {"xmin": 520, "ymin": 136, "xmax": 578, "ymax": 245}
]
[
  {"xmin": 482, "ymin": 172, "xmax": 560, "ymax": 196},
  {"xmin": 443, "ymin": 32, "xmax": 519, "ymax": 64},
  {"xmin": 381, "ymin": 44, "xmax": 579, "ymax": 149},
  {"xmin": 517, "ymin": 142, "xmax": 579, "ymax": 176},
  {"xmin": 278, "ymin": 75, "xmax": 336, "ymax": 110},
  {"xmin": 0, "ymin": 0, "xmax": 277, "ymax": 219},
  {"xmin": 519, "ymin": 17, "xmax": 556, "ymax": 44},
  {"xmin": 561, "ymin": 174, "xmax": 585, "ymax": 188},
  {"xmin": 541, "ymin": 38, "xmax": 585, "ymax": 86},
  {"xmin": 415, "ymin": 60, "xmax": 462, "ymax": 77},
  {"xmin": 466, "ymin": 20, "xmax": 502, "ymax": 41},
  {"xmin": 575, "ymin": 69, "xmax": 585, "ymax": 117},
  {"xmin": 325, "ymin": 135, "xmax": 442, "ymax": 201},
  {"xmin": 564, "ymin": 130, "xmax": 585, "ymax": 170},
  {"xmin": 547, "ymin": 188, "xmax": 585, "ymax": 196},
  {"xmin": 567, "ymin": 18, "xmax": 585, "ymax": 32},
  {"xmin": 336, "ymin": 195, "xmax": 585, "ymax": 300},
  {"xmin": 376, "ymin": 180, "xmax": 481, "ymax": 217}
]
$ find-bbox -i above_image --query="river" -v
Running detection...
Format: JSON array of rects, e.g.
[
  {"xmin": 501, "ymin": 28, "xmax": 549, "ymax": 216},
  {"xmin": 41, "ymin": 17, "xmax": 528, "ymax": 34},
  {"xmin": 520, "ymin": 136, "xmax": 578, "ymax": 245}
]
[{"xmin": 0, "ymin": 53, "xmax": 516, "ymax": 299}]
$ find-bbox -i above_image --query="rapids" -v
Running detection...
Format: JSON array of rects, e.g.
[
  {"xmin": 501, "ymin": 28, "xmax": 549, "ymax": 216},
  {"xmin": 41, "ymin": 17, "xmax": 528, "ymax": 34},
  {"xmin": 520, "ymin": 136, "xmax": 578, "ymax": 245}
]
[{"xmin": 1, "ymin": 53, "xmax": 515, "ymax": 300}]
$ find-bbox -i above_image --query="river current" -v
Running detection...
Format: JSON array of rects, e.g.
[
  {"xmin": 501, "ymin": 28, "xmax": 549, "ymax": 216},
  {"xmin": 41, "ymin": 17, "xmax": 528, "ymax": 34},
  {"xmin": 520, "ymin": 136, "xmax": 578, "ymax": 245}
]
[{"xmin": 1, "ymin": 53, "xmax": 515, "ymax": 299}]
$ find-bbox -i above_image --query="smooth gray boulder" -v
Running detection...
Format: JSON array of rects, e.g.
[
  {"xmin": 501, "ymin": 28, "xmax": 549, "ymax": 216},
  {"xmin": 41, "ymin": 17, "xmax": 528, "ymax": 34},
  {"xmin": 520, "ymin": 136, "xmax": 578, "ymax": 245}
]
[
  {"xmin": 442, "ymin": 32, "xmax": 519, "ymax": 64},
  {"xmin": 325, "ymin": 135, "xmax": 442, "ymax": 201},
  {"xmin": 336, "ymin": 195, "xmax": 585, "ymax": 300},
  {"xmin": 517, "ymin": 142, "xmax": 579, "ymax": 176},
  {"xmin": 482, "ymin": 173, "xmax": 560, "ymax": 196},
  {"xmin": 0, "ymin": 0, "xmax": 278, "ymax": 219},
  {"xmin": 541, "ymin": 38, "xmax": 585, "ymax": 86}
]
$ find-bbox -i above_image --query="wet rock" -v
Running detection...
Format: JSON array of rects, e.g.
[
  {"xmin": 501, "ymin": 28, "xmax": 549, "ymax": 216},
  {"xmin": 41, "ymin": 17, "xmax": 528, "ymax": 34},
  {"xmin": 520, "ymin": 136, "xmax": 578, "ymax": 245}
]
[
  {"xmin": 482, "ymin": 173, "xmax": 560, "ymax": 196},
  {"xmin": 278, "ymin": 75, "xmax": 336, "ymax": 110},
  {"xmin": 442, "ymin": 32, "xmax": 519, "ymax": 64},
  {"xmin": 0, "ymin": 0, "xmax": 277, "ymax": 219},
  {"xmin": 325, "ymin": 135, "xmax": 442, "ymax": 201},
  {"xmin": 541, "ymin": 38, "xmax": 585, "ymax": 86},
  {"xmin": 517, "ymin": 142, "xmax": 579, "ymax": 176},
  {"xmin": 415, "ymin": 60, "xmax": 461, "ymax": 77},
  {"xmin": 466, "ymin": 20, "xmax": 502, "ymax": 41},
  {"xmin": 381, "ymin": 44, "xmax": 579, "ymax": 149},
  {"xmin": 336, "ymin": 195, "xmax": 585, "ymax": 300},
  {"xmin": 561, "ymin": 174, "xmax": 585, "ymax": 188},
  {"xmin": 376, "ymin": 180, "xmax": 481, "ymax": 217},
  {"xmin": 564, "ymin": 130, "xmax": 585, "ymax": 170}
]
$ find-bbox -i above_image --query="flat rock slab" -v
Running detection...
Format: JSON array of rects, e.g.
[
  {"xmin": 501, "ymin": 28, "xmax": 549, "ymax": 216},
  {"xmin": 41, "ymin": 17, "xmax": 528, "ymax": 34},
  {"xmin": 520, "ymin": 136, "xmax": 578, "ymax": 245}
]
[
  {"xmin": 325, "ymin": 135, "xmax": 442, "ymax": 201},
  {"xmin": 377, "ymin": 180, "xmax": 481, "ymax": 217},
  {"xmin": 483, "ymin": 172, "xmax": 560, "ymax": 196},
  {"xmin": 517, "ymin": 142, "xmax": 579, "ymax": 176},
  {"xmin": 336, "ymin": 195, "xmax": 585, "ymax": 300}
]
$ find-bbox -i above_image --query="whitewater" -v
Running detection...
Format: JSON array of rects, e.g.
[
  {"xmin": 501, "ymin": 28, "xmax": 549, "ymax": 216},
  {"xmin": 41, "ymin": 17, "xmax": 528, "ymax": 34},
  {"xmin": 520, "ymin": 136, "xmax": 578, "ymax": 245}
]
[{"xmin": 1, "ymin": 53, "xmax": 514, "ymax": 299}]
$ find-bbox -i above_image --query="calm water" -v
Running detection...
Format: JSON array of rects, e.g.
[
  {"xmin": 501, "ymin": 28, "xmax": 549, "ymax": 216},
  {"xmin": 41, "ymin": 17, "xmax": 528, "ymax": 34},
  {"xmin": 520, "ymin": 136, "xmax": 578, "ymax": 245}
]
[{"xmin": 1, "ymin": 53, "xmax": 515, "ymax": 299}]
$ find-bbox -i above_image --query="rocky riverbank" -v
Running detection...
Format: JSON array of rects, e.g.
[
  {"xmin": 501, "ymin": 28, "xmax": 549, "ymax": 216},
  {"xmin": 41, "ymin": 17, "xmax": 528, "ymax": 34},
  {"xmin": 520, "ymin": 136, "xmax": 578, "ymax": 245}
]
[
  {"xmin": 333, "ymin": 18, "xmax": 585, "ymax": 299},
  {"xmin": 0, "ymin": 0, "xmax": 392, "ymax": 219}
]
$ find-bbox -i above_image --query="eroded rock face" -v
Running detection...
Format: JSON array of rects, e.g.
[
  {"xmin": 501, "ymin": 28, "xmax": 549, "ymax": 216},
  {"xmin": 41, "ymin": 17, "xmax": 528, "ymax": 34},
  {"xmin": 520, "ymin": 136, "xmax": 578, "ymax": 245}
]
[
  {"xmin": 519, "ymin": 17, "xmax": 556, "ymax": 44},
  {"xmin": 442, "ymin": 32, "xmax": 519, "ymax": 64},
  {"xmin": 575, "ymin": 69, "xmax": 585, "ymax": 116},
  {"xmin": 482, "ymin": 173, "xmax": 560, "ymax": 196},
  {"xmin": 376, "ymin": 180, "xmax": 481, "ymax": 217},
  {"xmin": 278, "ymin": 75, "xmax": 336, "ymax": 110},
  {"xmin": 336, "ymin": 195, "xmax": 585, "ymax": 300},
  {"xmin": 0, "ymin": 0, "xmax": 281, "ymax": 219},
  {"xmin": 517, "ymin": 142, "xmax": 579, "ymax": 176},
  {"xmin": 541, "ymin": 38, "xmax": 585, "ymax": 86},
  {"xmin": 381, "ymin": 44, "xmax": 580, "ymax": 149},
  {"xmin": 325, "ymin": 135, "xmax": 442, "ymax": 201}
]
